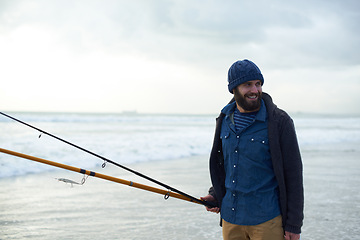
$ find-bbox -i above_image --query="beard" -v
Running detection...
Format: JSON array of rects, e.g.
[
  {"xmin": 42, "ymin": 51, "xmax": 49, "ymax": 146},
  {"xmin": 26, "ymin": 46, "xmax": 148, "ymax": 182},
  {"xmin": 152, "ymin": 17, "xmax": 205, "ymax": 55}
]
[{"xmin": 233, "ymin": 89, "xmax": 262, "ymax": 112}]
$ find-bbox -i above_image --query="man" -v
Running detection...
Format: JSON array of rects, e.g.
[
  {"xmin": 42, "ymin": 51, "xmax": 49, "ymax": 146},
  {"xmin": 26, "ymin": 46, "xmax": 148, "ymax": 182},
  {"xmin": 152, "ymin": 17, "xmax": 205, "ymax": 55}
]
[{"xmin": 201, "ymin": 59, "xmax": 303, "ymax": 240}]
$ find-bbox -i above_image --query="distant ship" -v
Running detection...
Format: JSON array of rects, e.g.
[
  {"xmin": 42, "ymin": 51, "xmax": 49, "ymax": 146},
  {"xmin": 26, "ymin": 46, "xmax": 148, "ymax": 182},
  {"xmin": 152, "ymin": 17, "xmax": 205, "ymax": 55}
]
[{"xmin": 121, "ymin": 110, "xmax": 137, "ymax": 115}]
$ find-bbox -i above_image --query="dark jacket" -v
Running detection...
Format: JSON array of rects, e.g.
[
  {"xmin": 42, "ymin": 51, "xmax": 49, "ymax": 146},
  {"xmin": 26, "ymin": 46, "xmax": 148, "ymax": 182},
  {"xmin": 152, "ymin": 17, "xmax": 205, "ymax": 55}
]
[{"xmin": 209, "ymin": 92, "xmax": 304, "ymax": 234}]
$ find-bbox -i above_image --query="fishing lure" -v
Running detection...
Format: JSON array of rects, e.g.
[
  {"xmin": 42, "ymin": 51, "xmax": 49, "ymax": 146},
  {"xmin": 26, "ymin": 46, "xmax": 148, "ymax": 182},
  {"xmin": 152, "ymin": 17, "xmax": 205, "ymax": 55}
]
[{"xmin": 0, "ymin": 112, "xmax": 216, "ymax": 208}]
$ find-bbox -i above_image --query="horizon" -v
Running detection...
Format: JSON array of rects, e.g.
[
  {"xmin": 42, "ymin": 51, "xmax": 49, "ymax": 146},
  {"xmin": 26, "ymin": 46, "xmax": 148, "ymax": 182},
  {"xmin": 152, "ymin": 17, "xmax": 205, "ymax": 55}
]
[
  {"xmin": 2, "ymin": 109, "xmax": 360, "ymax": 118},
  {"xmin": 1, "ymin": 1, "xmax": 359, "ymax": 115}
]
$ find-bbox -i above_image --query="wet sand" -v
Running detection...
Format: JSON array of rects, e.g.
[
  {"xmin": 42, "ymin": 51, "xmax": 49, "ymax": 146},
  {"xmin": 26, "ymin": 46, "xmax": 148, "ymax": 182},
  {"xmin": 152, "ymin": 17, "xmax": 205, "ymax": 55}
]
[
  {"xmin": 1, "ymin": 143, "xmax": 360, "ymax": 239},
  {"xmin": 0, "ymin": 155, "xmax": 222, "ymax": 239}
]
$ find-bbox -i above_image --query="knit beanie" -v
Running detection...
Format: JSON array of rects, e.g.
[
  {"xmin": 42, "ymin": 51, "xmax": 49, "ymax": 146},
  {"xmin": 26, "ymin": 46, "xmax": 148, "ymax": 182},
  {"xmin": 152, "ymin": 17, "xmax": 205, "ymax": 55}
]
[{"xmin": 227, "ymin": 59, "xmax": 264, "ymax": 93}]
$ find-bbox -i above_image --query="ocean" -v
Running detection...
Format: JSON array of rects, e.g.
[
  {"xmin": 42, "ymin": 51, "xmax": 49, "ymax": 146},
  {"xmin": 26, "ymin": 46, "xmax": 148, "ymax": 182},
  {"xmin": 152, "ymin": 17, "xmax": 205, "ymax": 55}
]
[
  {"xmin": 1, "ymin": 112, "xmax": 360, "ymax": 239},
  {"xmin": 0, "ymin": 112, "xmax": 216, "ymax": 178}
]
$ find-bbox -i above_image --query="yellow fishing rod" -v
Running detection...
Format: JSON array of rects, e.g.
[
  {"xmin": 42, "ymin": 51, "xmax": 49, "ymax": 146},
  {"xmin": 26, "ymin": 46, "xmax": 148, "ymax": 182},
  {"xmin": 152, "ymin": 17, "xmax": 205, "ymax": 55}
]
[
  {"xmin": 0, "ymin": 148, "xmax": 202, "ymax": 205},
  {"xmin": 0, "ymin": 111, "xmax": 216, "ymax": 208}
]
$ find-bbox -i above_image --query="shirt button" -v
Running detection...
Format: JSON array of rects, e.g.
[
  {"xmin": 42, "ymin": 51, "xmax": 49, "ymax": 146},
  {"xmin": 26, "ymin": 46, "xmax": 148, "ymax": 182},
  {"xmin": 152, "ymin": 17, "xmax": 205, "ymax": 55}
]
[
  {"xmin": 233, "ymin": 164, "xmax": 236, "ymax": 168},
  {"xmin": 234, "ymin": 150, "xmax": 238, "ymax": 153},
  {"xmin": 236, "ymin": 135, "xmax": 240, "ymax": 138},
  {"xmin": 251, "ymin": 138, "xmax": 254, "ymax": 141},
  {"xmin": 232, "ymin": 180, "xmax": 235, "ymax": 183},
  {"xmin": 232, "ymin": 208, "xmax": 235, "ymax": 211},
  {"xmin": 262, "ymin": 140, "xmax": 265, "ymax": 144},
  {"xmin": 233, "ymin": 193, "xmax": 236, "ymax": 197}
]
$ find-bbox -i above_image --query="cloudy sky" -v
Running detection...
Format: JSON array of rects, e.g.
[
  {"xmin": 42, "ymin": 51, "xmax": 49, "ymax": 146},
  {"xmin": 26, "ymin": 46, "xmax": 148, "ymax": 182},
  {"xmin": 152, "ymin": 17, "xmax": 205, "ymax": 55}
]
[{"xmin": 0, "ymin": 0, "xmax": 359, "ymax": 115}]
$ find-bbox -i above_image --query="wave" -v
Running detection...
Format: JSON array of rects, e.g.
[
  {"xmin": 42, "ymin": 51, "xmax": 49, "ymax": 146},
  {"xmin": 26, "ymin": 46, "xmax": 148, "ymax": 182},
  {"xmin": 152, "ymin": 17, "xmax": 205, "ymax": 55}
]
[
  {"xmin": 1, "ymin": 112, "xmax": 359, "ymax": 178},
  {"xmin": 0, "ymin": 112, "xmax": 215, "ymax": 178}
]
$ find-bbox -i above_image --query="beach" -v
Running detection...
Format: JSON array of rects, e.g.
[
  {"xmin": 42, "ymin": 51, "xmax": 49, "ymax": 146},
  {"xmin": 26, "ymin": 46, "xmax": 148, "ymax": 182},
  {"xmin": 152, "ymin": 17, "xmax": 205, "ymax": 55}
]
[
  {"xmin": 2, "ymin": 147, "xmax": 360, "ymax": 239},
  {"xmin": 1, "ymin": 112, "xmax": 360, "ymax": 239},
  {"xmin": 0, "ymin": 155, "xmax": 223, "ymax": 240},
  {"xmin": 301, "ymin": 143, "xmax": 360, "ymax": 239}
]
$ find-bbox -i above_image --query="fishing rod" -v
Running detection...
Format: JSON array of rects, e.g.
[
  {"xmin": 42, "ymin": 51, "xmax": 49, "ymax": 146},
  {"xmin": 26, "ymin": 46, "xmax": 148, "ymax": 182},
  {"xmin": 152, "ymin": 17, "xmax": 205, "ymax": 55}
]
[
  {"xmin": 0, "ymin": 148, "xmax": 202, "ymax": 205},
  {"xmin": 0, "ymin": 111, "xmax": 216, "ymax": 208}
]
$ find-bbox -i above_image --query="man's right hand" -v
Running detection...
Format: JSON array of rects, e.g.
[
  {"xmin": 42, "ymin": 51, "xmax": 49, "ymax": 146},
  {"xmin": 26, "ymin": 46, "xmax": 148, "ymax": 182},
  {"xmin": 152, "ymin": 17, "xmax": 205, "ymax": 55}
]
[{"xmin": 200, "ymin": 195, "xmax": 220, "ymax": 213}]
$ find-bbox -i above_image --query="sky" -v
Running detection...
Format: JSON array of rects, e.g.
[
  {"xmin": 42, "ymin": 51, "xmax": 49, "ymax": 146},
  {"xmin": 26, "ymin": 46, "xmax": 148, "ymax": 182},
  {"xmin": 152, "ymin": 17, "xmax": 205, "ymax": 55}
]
[{"xmin": 0, "ymin": 0, "xmax": 359, "ymax": 115}]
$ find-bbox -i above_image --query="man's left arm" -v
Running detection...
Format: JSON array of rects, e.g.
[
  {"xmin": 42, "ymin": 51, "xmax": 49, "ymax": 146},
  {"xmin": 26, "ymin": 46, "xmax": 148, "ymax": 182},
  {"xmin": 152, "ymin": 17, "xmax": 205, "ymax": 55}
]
[{"xmin": 280, "ymin": 117, "xmax": 304, "ymax": 234}]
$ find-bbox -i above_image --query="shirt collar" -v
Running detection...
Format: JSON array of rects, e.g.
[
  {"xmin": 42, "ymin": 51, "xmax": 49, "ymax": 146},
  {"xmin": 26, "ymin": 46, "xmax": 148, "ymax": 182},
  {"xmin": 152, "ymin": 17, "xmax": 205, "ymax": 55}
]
[{"xmin": 221, "ymin": 99, "xmax": 267, "ymax": 122}]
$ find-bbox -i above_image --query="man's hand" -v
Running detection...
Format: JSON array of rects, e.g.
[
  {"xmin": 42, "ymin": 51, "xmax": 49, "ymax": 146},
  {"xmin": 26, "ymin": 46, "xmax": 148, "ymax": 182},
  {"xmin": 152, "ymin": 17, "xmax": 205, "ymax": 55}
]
[
  {"xmin": 284, "ymin": 231, "xmax": 300, "ymax": 240},
  {"xmin": 200, "ymin": 195, "xmax": 220, "ymax": 213}
]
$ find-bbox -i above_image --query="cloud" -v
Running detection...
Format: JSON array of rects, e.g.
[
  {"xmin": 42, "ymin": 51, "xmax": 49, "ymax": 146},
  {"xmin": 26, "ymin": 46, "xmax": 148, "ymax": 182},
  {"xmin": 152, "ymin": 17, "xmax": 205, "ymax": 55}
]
[
  {"xmin": 0, "ymin": 0, "xmax": 359, "ymax": 114},
  {"xmin": 2, "ymin": 0, "xmax": 359, "ymax": 68}
]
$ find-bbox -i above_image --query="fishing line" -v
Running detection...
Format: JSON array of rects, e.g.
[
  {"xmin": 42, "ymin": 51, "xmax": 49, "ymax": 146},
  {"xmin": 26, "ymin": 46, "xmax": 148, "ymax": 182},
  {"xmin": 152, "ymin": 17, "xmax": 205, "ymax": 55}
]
[{"xmin": 0, "ymin": 111, "xmax": 216, "ymax": 208}]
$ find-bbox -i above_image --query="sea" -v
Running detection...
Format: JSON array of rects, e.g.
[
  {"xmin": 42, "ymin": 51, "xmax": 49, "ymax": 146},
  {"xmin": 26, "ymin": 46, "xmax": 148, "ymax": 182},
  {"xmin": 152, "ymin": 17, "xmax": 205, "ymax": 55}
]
[
  {"xmin": 0, "ymin": 111, "xmax": 360, "ymax": 239},
  {"xmin": 0, "ymin": 112, "xmax": 217, "ymax": 178}
]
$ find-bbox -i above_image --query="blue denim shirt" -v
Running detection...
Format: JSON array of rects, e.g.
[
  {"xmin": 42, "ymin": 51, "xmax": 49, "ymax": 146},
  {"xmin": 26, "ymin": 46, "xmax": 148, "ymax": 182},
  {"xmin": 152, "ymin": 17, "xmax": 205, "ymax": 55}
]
[{"xmin": 220, "ymin": 100, "xmax": 280, "ymax": 225}]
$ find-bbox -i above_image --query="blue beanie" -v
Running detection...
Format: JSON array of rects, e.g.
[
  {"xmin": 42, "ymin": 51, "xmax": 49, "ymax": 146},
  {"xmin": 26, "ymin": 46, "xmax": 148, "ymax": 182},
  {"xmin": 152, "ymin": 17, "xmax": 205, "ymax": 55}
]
[{"xmin": 227, "ymin": 59, "xmax": 264, "ymax": 93}]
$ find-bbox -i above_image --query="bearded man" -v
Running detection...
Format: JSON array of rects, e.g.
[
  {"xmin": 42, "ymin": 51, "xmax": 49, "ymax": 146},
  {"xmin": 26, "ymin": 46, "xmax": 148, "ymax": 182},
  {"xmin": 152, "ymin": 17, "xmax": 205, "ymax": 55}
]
[{"xmin": 201, "ymin": 59, "xmax": 304, "ymax": 240}]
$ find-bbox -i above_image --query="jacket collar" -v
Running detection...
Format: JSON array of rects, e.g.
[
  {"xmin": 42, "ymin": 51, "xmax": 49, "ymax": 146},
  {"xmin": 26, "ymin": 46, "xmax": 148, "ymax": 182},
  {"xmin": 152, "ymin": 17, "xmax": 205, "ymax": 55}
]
[{"xmin": 221, "ymin": 98, "xmax": 267, "ymax": 122}]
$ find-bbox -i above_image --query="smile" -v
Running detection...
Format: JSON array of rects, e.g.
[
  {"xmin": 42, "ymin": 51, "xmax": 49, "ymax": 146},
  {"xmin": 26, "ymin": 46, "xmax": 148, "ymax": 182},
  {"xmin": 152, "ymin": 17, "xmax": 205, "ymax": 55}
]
[{"xmin": 247, "ymin": 95, "xmax": 258, "ymax": 100}]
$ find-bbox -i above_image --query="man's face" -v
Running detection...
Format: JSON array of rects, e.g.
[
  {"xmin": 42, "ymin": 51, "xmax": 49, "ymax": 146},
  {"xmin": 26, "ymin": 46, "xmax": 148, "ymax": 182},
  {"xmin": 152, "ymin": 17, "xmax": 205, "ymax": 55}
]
[{"xmin": 233, "ymin": 80, "xmax": 262, "ymax": 113}]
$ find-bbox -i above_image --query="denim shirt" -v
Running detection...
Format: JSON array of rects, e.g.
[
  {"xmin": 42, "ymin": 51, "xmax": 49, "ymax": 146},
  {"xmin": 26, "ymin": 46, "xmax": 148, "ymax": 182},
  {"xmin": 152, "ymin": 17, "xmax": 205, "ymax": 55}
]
[{"xmin": 220, "ymin": 100, "xmax": 280, "ymax": 225}]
